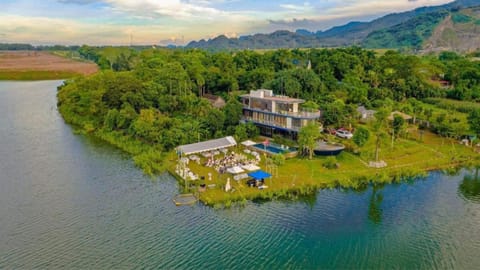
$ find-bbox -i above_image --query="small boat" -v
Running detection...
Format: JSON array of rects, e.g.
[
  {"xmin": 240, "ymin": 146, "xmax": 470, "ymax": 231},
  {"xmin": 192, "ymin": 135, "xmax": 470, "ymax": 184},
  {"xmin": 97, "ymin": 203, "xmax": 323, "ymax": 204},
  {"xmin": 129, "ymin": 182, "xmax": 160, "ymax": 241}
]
[
  {"xmin": 172, "ymin": 194, "xmax": 198, "ymax": 206},
  {"xmin": 314, "ymin": 141, "xmax": 345, "ymax": 156}
]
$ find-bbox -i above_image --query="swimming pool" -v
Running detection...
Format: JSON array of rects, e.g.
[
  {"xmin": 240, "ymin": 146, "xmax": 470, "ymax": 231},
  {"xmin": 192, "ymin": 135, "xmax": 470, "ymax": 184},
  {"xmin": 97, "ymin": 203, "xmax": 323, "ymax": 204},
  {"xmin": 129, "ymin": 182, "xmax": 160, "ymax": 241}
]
[{"xmin": 252, "ymin": 143, "xmax": 294, "ymax": 155}]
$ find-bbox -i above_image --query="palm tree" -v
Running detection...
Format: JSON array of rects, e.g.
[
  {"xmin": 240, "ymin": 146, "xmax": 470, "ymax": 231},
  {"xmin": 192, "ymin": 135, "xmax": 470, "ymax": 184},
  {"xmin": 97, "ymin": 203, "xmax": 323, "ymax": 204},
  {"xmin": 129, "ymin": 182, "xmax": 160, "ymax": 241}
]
[{"xmin": 371, "ymin": 108, "xmax": 390, "ymax": 162}]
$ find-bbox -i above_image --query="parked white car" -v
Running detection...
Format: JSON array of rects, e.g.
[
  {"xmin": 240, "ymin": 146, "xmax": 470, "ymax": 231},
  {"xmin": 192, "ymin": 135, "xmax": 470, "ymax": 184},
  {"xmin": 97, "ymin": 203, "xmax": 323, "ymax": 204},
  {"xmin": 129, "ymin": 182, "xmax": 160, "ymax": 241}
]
[{"xmin": 336, "ymin": 129, "xmax": 353, "ymax": 139}]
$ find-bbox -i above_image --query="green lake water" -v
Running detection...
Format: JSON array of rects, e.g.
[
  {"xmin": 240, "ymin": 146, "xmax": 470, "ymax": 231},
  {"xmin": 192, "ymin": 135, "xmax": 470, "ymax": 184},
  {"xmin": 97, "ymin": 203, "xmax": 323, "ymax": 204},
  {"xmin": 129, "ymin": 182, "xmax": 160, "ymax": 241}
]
[{"xmin": 1, "ymin": 80, "xmax": 480, "ymax": 269}]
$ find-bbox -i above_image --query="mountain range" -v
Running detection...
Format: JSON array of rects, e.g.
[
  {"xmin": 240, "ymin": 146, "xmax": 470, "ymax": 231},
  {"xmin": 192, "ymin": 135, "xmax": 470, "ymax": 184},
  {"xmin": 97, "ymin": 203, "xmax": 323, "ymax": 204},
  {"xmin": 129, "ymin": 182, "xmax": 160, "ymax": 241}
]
[{"xmin": 186, "ymin": 0, "xmax": 480, "ymax": 52}]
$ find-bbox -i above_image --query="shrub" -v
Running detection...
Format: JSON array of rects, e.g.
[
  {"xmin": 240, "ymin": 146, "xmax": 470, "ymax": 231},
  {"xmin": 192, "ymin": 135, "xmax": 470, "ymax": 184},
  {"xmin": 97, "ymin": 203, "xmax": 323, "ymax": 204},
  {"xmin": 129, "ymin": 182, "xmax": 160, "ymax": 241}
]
[
  {"xmin": 83, "ymin": 122, "xmax": 96, "ymax": 133},
  {"xmin": 323, "ymin": 156, "xmax": 338, "ymax": 169},
  {"xmin": 353, "ymin": 126, "xmax": 370, "ymax": 147},
  {"xmin": 272, "ymin": 154, "xmax": 286, "ymax": 166}
]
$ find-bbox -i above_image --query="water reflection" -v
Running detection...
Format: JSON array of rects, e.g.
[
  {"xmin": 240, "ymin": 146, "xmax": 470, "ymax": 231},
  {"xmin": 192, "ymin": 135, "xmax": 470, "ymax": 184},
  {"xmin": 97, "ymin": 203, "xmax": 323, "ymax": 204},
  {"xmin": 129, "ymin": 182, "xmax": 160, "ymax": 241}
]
[
  {"xmin": 368, "ymin": 184, "xmax": 384, "ymax": 224},
  {"xmin": 3, "ymin": 81, "xmax": 480, "ymax": 269},
  {"xmin": 459, "ymin": 167, "xmax": 480, "ymax": 203}
]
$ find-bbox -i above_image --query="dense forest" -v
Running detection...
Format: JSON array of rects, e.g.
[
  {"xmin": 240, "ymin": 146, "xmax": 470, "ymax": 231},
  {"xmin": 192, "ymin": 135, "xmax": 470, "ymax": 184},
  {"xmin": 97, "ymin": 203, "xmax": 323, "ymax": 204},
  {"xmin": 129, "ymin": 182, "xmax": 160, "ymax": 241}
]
[
  {"xmin": 57, "ymin": 46, "xmax": 480, "ymax": 173},
  {"xmin": 362, "ymin": 10, "xmax": 450, "ymax": 49}
]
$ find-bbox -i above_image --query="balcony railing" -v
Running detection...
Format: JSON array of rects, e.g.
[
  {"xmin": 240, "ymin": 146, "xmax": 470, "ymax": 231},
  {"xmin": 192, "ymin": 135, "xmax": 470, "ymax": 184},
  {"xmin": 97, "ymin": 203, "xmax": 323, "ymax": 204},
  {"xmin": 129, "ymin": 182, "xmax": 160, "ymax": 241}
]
[
  {"xmin": 244, "ymin": 107, "xmax": 321, "ymax": 119},
  {"xmin": 278, "ymin": 110, "xmax": 321, "ymax": 118},
  {"xmin": 242, "ymin": 117, "xmax": 301, "ymax": 131}
]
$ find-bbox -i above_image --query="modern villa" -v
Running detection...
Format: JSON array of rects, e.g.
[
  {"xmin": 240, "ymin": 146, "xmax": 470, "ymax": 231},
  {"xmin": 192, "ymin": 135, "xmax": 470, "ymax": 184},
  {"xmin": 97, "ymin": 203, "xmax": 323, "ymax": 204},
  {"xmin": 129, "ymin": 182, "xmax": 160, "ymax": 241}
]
[{"xmin": 240, "ymin": 89, "xmax": 321, "ymax": 139}]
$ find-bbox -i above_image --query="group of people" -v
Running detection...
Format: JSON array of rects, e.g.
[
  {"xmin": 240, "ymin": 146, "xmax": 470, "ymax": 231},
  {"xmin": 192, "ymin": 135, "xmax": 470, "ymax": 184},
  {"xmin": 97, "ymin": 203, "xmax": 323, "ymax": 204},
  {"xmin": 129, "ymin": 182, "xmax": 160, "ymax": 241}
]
[{"xmin": 204, "ymin": 151, "xmax": 259, "ymax": 174}]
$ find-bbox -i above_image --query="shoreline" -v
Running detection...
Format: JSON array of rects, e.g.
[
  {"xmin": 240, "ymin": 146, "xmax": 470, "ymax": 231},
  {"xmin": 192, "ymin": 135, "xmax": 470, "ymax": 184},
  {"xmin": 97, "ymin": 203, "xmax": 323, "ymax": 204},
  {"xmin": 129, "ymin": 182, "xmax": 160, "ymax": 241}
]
[
  {"xmin": 184, "ymin": 159, "xmax": 469, "ymax": 207},
  {"xmin": 165, "ymin": 135, "xmax": 477, "ymax": 207},
  {"xmin": 60, "ymin": 122, "xmax": 479, "ymax": 208}
]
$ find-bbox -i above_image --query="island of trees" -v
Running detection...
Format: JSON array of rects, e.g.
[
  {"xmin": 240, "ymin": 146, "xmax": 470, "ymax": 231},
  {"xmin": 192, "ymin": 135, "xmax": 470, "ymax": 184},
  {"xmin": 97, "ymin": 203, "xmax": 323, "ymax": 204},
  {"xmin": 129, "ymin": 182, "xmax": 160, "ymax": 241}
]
[{"xmin": 56, "ymin": 45, "xmax": 480, "ymax": 205}]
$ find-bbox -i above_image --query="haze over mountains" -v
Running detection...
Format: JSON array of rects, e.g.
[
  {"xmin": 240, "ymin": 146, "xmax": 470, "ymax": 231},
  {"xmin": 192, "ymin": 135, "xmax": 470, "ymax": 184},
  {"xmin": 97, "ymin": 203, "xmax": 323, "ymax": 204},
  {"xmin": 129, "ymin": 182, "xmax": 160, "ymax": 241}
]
[{"xmin": 187, "ymin": 0, "xmax": 480, "ymax": 52}]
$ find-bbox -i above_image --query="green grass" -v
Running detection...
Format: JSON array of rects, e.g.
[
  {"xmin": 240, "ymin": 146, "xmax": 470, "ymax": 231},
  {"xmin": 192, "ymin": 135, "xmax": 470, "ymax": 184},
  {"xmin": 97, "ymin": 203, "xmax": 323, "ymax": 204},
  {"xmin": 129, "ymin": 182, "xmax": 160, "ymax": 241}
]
[
  {"xmin": 452, "ymin": 13, "xmax": 473, "ymax": 24},
  {"xmin": 169, "ymin": 129, "xmax": 479, "ymax": 206},
  {"xmin": 0, "ymin": 70, "xmax": 82, "ymax": 80},
  {"xmin": 423, "ymin": 98, "xmax": 480, "ymax": 114}
]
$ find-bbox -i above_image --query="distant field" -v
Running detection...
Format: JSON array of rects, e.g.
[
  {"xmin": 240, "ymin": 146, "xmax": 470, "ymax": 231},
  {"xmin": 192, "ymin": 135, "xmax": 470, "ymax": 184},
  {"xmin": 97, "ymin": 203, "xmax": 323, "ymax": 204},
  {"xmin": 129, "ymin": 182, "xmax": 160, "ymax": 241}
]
[{"xmin": 0, "ymin": 51, "xmax": 98, "ymax": 80}]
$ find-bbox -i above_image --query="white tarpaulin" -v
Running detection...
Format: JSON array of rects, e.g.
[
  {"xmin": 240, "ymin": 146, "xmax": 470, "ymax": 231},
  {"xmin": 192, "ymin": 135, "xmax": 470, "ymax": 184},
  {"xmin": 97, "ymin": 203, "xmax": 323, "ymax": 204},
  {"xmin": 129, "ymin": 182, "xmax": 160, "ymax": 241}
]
[
  {"xmin": 227, "ymin": 166, "xmax": 244, "ymax": 174},
  {"xmin": 242, "ymin": 164, "xmax": 260, "ymax": 171},
  {"xmin": 177, "ymin": 136, "xmax": 237, "ymax": 156}
]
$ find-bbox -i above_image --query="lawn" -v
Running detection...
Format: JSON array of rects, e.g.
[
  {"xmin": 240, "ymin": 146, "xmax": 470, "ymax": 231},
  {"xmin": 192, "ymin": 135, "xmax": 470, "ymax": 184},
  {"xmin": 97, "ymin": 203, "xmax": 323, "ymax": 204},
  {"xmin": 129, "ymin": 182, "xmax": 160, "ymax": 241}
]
[{"xmin": 169, "ymin": 129, "xmax": 479, "ymax": 206}]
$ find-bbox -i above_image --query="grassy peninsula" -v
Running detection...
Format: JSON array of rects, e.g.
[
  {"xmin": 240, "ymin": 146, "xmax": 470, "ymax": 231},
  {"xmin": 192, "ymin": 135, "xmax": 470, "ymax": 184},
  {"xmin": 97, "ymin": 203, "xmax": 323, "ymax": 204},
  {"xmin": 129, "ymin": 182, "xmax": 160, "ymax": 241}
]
[
  {"xmin": 185, "ymin": 130, "xmax": 478, "ymax": 206},
  {"xmin": 57, "ymin": 46, "xmax": 480, "ymax": 206}
]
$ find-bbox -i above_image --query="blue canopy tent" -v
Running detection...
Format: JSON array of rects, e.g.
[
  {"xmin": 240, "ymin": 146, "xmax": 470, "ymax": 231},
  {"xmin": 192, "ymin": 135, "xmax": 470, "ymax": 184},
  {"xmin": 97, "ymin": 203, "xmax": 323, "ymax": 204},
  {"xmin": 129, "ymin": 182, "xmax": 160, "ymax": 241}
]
[{"xmin": 248, "ymin": 170, "xmax": 272, "ymax": 180}]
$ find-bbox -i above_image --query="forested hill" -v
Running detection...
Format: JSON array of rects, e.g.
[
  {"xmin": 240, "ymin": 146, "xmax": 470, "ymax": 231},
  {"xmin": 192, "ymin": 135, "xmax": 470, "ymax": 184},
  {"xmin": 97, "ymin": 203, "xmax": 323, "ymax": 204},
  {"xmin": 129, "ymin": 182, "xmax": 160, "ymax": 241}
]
[{"xmin": 186, "ymin": 0, "xmax": 480, "ymax": 52}]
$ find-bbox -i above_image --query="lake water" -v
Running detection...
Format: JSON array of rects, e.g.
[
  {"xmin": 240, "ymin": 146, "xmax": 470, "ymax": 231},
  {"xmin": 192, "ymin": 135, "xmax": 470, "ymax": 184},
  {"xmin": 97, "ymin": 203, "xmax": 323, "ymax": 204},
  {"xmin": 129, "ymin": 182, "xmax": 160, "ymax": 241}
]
[{"xmin": 1, "ymin": 80, "xmax": 480, "ymax": 269}]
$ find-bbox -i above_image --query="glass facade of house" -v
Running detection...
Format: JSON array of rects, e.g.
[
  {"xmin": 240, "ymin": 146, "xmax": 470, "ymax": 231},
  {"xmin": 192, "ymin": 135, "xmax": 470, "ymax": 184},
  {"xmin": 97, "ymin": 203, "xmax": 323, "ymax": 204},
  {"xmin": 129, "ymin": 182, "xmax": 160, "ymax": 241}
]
[{"xmin": 241, "ymin": 89, "xmax": 321, "ymax": 138}]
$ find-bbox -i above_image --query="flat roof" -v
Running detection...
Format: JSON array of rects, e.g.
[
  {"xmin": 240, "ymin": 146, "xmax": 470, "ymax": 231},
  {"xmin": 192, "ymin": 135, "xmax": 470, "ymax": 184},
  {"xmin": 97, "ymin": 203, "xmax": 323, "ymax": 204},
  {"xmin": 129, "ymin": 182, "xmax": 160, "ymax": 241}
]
[
  {"xmin": 240, "ymin": 94, "xmax": 304, "ymax": 103},
  {"xmin": 177, "ymin": 136, "xmax": 237, "ymax": 155}
]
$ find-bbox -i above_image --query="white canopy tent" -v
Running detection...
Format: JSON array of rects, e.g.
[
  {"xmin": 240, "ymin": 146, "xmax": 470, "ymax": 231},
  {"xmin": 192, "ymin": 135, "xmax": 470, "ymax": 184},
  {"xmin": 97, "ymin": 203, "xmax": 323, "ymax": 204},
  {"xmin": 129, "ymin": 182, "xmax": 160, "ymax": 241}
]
[
  {"xmin": 227, "ymin": 166, "xmax": 245, "ymax": 174},
  {"xmin": 242, "ymin": 164, "xmax": 260, "ymax": 171},
  {"xmin": 241, "ymin": 140, "xmax": 257, "ymax": 147},
  {"xmin": 177, "ymin": 136, "xmax": 237, "ymax": 156}
]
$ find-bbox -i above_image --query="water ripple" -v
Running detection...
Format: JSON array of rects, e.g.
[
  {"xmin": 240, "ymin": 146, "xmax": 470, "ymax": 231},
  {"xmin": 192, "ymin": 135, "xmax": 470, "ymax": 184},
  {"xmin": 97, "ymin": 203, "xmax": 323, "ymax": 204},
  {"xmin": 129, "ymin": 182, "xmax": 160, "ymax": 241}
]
[{"xmin": 2, "ymin": 82, "xmax": 480, "ymax": 269}]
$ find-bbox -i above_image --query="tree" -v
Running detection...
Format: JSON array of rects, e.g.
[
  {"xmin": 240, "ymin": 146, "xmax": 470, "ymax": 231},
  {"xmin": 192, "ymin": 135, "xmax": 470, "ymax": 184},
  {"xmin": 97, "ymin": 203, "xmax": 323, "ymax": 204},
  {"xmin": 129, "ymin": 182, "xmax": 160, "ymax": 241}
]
[
  {"xmin": 103, "ymin": 109, "xmax": 120, "ymax": 131},
  {"xmin": 130, "ymin": 108, "xmax": 160, "ymax": 143},
  {"xmin": 372, "ymin": 109, "xmax": 389, "ymax": 162},
  {"xmin": 298, "ymin": 122, "xmax": 321, "ymax": 159},
  {"xmin": 223, "ymin": 98, "xmax": 243, "ymax": 128},
  {"xmin": 321, "ymin": 99, "xmax": 347, "ymax": 126},
  {"xmin": 353, "ymin": 126, "xmax": 370, "ymax": 147},
  {"xmin": 245, "ymin": 122, "xmax": 259, "ymax": 138},
  {"xmin": 234, "ymin": 124, "xmax": 248, "ymax": 142},
  {"xmin": 343, "ymin": 72, "xmax": 369, "ymax": 104},
  {"xmin": 468, "ymin": 109, "xmax": 480, "ymax": 136},
  {"xmin": 101, "ymin": 72, "xmax": 145, "ymax": 110},
  {"xmin": 239, "ymin": 68, "xmax": 274, "ymax": 90},
  {"xmin": 113, "ymin": 52, "xmax": 134, "ymax": 71},
  {"xmin": 392, "ymin": 115, "xmax": 406, "ymax": 140},
  {"xmin": 272, "ymin": 154, "xmax": 286, "ymax": 166},
  {"xmin": 202, "ymin": 109, "xmax": 225, "ymax": 138},
  {"xmin": 408, "ymin": 98, "xmax": 423, "ymax": 124},
  {"xmin": 301, "ymin": 100, "xmax": 319, "ymax": 111}
]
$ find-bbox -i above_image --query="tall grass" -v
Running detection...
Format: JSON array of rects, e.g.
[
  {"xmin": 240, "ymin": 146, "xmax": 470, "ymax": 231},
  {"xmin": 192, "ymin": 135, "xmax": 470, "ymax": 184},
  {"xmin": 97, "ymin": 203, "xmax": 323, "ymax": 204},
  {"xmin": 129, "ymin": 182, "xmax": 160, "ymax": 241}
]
[{"xmin": 0, "ymin": 70, "xmax": 81, "ymax": 80}]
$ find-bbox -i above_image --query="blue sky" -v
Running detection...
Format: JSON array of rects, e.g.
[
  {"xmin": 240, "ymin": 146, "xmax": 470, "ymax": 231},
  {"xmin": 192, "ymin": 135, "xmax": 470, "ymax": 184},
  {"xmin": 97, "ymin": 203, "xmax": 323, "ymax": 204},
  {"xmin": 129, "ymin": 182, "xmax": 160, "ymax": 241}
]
[{"xmin": 0, "ymin": 0, "xmax": 453, "ymax": 45}]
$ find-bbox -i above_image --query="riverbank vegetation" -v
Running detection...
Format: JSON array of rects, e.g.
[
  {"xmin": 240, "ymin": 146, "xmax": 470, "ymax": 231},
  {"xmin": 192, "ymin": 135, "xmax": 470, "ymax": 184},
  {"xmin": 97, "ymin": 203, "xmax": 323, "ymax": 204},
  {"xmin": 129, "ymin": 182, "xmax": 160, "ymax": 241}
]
[
  {"xmin": 0, "ymin": 70, "xmax": 82, "ymax": 80},
  {"xmin": 57, "ymin": 46, "xmax": 480, "ymax": 204}
]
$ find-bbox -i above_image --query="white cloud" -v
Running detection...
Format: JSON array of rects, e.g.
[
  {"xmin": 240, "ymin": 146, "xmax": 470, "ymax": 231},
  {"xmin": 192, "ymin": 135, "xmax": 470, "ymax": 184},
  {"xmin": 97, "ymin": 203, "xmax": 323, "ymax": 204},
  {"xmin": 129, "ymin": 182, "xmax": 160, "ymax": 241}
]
[
  {"xmin": 280, "ymin": 2, "xmax": 313, "ymax": 13},
  {"xmin": 325, "ymin": 0, "xmax": 451, "ymax": 18},
  {"xmin": 0, "ymin": 12, "xmax": 257, "ymax": 45},
  {"xmin": 0, "ymin": 14, "xmax": 170, "ymax": 45},
  {"xmin": 0, "ymin": 0, "xmax": 457, "ymax": 45},
  {"xmin": 103, "ymin": 0, "xmax": 231, "ymax": 20}
]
